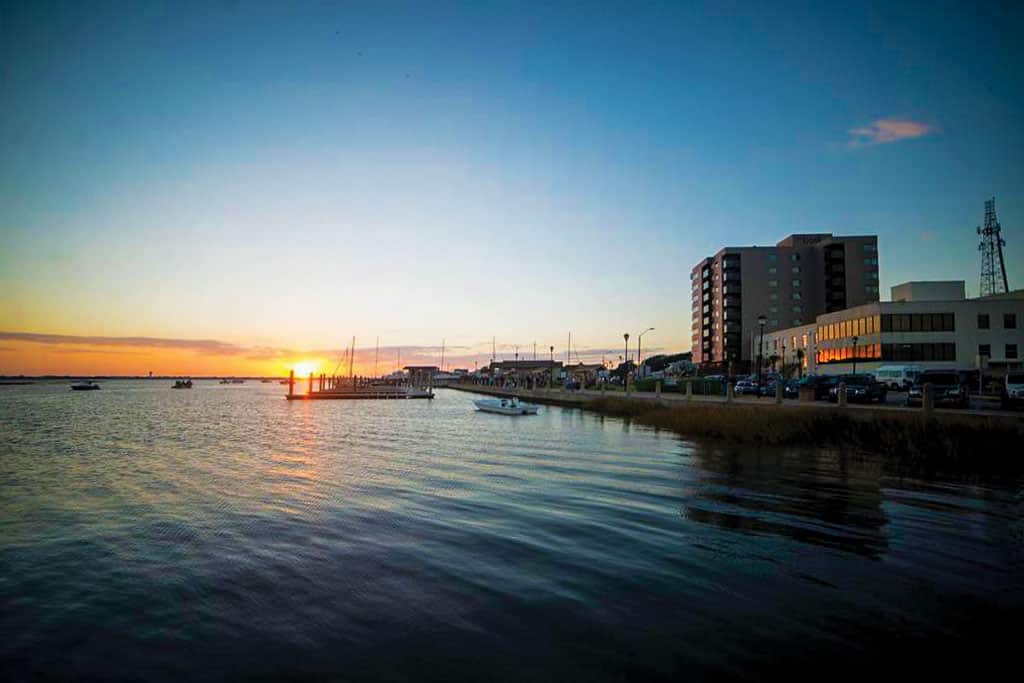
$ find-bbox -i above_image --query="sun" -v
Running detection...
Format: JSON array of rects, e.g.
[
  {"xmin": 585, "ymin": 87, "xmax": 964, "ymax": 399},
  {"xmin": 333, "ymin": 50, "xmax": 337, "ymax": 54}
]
[{"xmin": 291, "ymin": 361, "xmax": 318, "ymax": 377}]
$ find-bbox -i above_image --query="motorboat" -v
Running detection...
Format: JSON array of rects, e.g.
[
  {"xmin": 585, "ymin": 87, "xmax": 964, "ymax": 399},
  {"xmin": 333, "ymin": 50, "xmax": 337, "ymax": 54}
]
[
  {"xmin": 172, "ymin": 379, "xmax": 193, "ymax": 389},
  {"xmin": 473, "ymin": 397, "xmax": 539, "ymax": 415},
  {"xmin": 71, "ymin": 381, "xmax": 100, "ymax": 391},
  {"xmin": 219, "ymin": 379, "xmax": 245, "ymax": 384}
]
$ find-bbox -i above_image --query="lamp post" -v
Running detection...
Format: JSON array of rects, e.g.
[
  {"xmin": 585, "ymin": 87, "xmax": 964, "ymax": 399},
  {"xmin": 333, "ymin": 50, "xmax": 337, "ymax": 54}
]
[
  {"xmin": 549, "ymin": 345, "xmax": 555, "ymax": 387},
  {"xmin": 852, "ymin": 335, "xmax": 859, "ymax": 375},
  {"xmin": 623, "ymin": 333, "xmax": 630, "ymax": 389},
  {"xmin": 637, "ymin": 327, "xmax": 654, "ymax": 378},
  {"xmin": 757, "ymin": 315, "xmax": 767, "ymax": 384},
  {"xmin": 781, "ymin": 343, "xmax": 786, "ymax": 377}
]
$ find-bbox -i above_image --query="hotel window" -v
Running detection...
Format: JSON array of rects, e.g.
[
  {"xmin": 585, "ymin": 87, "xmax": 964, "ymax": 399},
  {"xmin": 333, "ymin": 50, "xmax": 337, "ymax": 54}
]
[
  {"xmin": 1008, "ymin": 344, "xmax": 1019, "ymax": 360},
  {"xmin": 792, "ymin": 292, "xmax": 802, "ymax": 300},
  {"xmin": 793, "ymin": 319, "xmax": 802, "ymax": 325},
  {"xmin": 792, "ymin": 305, "xmax": 802, "ymax": 313},
  {"xmin": 978, "ymin": 314, "xmax": 990, "ymax": 329},
  {"xmin": 866, "ymin": 272, "xmax": 879, "ymax": 280},
  {"xmin": 792, "ymin": 266, "xmax": 801, "ymax": 274},
  {"xmin": 769, "ymin": 280, "xmax": 778, "ymax": 287},
  {"xmin": 1005, "ymin": 313, "xmax": 1017, "ymax": 329},
  {"xmin": 791, "ymin": 253, "xmax": 800, "ymax": 261},
  {"xmin": 863, "ymin": 244, "xmax": 877, "ymax": 253},
  {"xmin": 770, "ymin": 319, "xmax": 779, "ymax": 327},
  {"xmin": 768, "ymin": 267, "xmax": 777, "ymax": 274},
  {"xmin": 979, "ymin": 344, "xmax": 991, "ymax": 357},
  {"xmin": 792, "ymin": 279, "xmax": 801, "ymax": 287},
  {"xmin": 767, "ymin": 253, "xmax": 777, "ymax": 262},
  {"xmin": 864, "ymin": 257, "xmax": 878, "ymax": 265},
  {"xmin": 770, "ymin": 293, "xmax": 778, "ymax": 301},
  {"xmin": 802, "ymin": 334, "xmax": 808, "ymax": 348}
]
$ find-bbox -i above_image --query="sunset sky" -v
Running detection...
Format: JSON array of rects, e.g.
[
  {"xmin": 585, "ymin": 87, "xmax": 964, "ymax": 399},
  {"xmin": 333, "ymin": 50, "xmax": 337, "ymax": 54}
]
[{"xmin": 2, "ymin": 1, "xmax": 1022, "ymax": 376}]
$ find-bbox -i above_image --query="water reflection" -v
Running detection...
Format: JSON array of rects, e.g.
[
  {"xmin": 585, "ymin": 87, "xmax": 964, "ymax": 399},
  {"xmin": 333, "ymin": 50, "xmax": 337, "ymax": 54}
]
[{"xmin": 681, "ymin": 443, "xmax": 889, "ymax": 559}]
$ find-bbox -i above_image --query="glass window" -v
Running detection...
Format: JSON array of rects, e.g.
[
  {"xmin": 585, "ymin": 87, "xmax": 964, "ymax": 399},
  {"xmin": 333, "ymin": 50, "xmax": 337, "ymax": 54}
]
[
  {"xmin": 767, "ymin": 253, "xmax": 777, "ymax": 262},
  {"xmin": 792, "ymin": 305, "xmax": 802, "ymax": 313},
  {"xmin": 769, "ymin": 306, "xmax": 778, "ymax": 313},
  {"xmin": 770, "ymin": 293, "xmax": 778, "ymax": 301},
  {"xmin": 791, "ymin": 253, "xmax": 800, "ymax": 261},
  {"xmin": 1008, "ymin": 344, "xmax": 1019, "ymax": 360},
  {"xmin": 881, "ymin": 314, "xmax": 892, "ymax": 332},
  {"xmin": 921, "ymin": 314, "xmax": 932, "ymax": 332},
  {"xmin": 978, "ymin": 313, "xmax": 990, "ymax": 329},
  {"xmin": 944, "ymin": 313, "xmax": 955, "ymax": 331},
  {"xmin": 768, "ymin": 267, "xmax": 777, "ymax": 274},
  {"xmin": 769, "ymin": 280, "xmax": 778, "ymax": 287},
  {"xmin": 792, "ymin": 266, "xmax": 801, "ymax": 274},
  {"xmin": 792, "ymin": 292, "xmax": 802, "ymax": 300},
  {"xmin": 792, "ymin": 279, "xmax": 801, "ymax": 287},
  {"xmin": 1005, "ymin": 313, "xmax": 1017, "ymax": 329},
  {"xmin": 979, "ymin": 344, "xmax": 991, "ymax": 357}
]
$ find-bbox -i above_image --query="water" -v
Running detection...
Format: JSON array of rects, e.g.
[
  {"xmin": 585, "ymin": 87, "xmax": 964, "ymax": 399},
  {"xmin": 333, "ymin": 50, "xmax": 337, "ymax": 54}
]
[{"xmin": 1, "ymin": 381, "xmax": 1021, "ymax": 680}]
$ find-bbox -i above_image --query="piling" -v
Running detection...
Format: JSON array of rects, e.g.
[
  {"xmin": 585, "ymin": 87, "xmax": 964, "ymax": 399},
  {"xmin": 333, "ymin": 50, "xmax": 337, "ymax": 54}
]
[{"xmin": 309, "ymin": 372, "xmax": 314, "ymax": 395}]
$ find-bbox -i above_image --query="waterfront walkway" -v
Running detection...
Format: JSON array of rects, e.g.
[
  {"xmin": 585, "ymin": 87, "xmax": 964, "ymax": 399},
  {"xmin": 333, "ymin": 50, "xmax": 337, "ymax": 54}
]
[{"xmin": 448, "ymin": 384, "xmax": 1024, "ymax": 421}]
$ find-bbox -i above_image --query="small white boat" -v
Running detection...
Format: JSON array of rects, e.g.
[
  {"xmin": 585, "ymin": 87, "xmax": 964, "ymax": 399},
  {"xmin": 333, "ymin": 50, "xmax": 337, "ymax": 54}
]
[
  {"xmin": 71, "ymin": 381, "xmax": 100, "ymax": 391},
  {"xmin": 473, "ymin": 397, "xmax": 539, "ymax": 415}
]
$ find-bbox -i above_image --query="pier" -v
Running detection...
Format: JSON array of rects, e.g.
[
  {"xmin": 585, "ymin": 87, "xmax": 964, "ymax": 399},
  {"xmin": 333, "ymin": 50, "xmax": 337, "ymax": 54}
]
[{"xmin": 284, "ymin": 369, "xmax": 434, "ymax": 400}]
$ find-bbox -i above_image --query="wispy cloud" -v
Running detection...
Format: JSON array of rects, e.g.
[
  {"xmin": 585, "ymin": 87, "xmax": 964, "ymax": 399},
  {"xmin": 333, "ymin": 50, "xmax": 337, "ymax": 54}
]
[
  {"xmin": 0, "ymin": 331, "xmax": 247, "ymax": 354},
  {"xmin": 848, "ymin": 119, "xmax": 935, "ymax": 147}
]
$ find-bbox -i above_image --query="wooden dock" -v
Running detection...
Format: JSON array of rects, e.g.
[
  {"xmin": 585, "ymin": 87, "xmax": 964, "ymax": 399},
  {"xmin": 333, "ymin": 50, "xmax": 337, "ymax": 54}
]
[{"xmin": 284, "ymin": 369, "xmax": 434, "ymax": 400}]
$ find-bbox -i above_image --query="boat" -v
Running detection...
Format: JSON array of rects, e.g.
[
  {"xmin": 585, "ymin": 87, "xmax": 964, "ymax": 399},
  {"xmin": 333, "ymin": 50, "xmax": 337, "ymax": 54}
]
[
  {"xmin": 219, "ymin": 379, "xmax": 245, "ymax": 384},
  {"xmin": 261, "ymin": 379, "xmax": 272, "ymax": 383},
  {"xmin": 70, "ymin": 381, "xmax": 100, "ymax": 391},
  {"xmin": 172, "ymin": 379, "xmax": 193, "ymax": 389},
  {"xmin": 473, "ymin": 397, "xmax": 539, "ymax": 415}
]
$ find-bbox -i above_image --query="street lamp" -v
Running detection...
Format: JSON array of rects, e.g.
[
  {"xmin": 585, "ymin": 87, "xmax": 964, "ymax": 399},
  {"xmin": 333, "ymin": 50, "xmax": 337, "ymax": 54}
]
[
  {"xmin": 637, "ymin": 327, "xmax": 654, "ymax": 377},
  {"xmin": 781, "ymin": 343, "xmax": 786, "ymax": 377},
  {"xmin": 549, "ymin": 345, "xmax": 555, "ymax": 386},
  {"xmin": 852, "ymin": 335, "xmax": 859, "ymax": 375},
  {"xmin": 757, "ymin": 315, "xmax": 767, "ymax": 384}
]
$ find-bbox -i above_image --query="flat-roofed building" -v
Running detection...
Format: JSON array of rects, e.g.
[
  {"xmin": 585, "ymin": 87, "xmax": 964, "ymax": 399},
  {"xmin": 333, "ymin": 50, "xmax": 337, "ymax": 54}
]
[
  {"xmin": 761, "ymin": 281, "xmax": 1024, "ymax": 376},
  {"xmin": 691, "ymin": 233, "xmax": 880, "ymax": 367}
]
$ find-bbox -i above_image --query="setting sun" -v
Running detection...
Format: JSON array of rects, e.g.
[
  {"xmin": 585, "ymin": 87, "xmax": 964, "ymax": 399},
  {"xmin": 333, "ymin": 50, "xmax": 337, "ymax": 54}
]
[{"xmin": 291, "ymin": 361, "xmax": 318, "ymax": 377}]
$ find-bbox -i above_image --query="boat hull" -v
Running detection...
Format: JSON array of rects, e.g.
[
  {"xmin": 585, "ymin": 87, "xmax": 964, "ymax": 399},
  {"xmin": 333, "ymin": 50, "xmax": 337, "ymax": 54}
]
[{"xmin": 473, "ymin": 399, "xmax": 538, "ymax": 415}]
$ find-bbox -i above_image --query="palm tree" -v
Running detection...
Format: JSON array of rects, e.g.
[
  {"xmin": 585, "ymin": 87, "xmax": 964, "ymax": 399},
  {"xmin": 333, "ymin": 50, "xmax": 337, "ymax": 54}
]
[{"xmin": 796, "ymin": 348, "xmax": 805, "ymax": 379}]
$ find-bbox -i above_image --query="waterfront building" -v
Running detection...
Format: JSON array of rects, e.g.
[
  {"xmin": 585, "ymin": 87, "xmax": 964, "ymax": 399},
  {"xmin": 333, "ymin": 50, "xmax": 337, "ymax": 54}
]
[
  {"xmin": 691, "ymin": 233, "xmax": 879, "ymax": 367},
  {"xmin": 761, "ymin": 281, "xmax": 1024, "ymax": 376}
]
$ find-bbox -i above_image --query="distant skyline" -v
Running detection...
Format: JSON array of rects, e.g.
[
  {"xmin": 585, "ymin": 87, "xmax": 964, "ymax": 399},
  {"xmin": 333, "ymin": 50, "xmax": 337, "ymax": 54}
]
[{"xmin": 2, "ymin": 1, "xmax": 1022, "ymax": 375}]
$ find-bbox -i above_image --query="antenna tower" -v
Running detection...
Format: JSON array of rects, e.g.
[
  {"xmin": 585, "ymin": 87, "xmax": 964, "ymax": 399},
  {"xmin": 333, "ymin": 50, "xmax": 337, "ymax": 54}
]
[{"xmin": 977, "ymin": 197, "xmax": 1009, "ymax": 296}]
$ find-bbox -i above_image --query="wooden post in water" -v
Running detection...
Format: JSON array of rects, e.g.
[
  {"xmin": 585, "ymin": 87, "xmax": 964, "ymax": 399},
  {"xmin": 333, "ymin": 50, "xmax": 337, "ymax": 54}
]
[
  {"xmin": 309, "ymin": 372, "xmax": 314, "ymax": 395},
  {"xmin": 288, "ymin": 370, "xmax": 294, "ymax": 396}
]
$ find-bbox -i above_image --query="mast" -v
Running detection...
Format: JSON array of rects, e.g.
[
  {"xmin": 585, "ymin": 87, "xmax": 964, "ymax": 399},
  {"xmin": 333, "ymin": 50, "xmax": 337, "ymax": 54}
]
[
  {"xmin": 374, "ymin": 337, "xmax": 379, "ymax": 379},
  {"xmin": 349, "ymin": 336, "xmax": 355, "ymax": 384}
]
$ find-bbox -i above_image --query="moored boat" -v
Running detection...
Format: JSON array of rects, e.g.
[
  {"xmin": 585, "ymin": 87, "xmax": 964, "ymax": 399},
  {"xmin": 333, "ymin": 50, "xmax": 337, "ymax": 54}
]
[
  {"xmin": 71, "ymin": 381, "xmax": 100, "ymax": 391},
  {"xmin": 172, "ymin": 379, "xmax": 193, "ymax": 389},
  {"xmin": 473, "ymin": 397, "xmax": 538, "ymax": 415}
]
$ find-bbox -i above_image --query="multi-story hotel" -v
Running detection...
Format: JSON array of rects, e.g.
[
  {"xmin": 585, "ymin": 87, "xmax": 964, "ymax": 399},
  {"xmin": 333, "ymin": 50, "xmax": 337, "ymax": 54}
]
[
  {"xmin": 690, "ymin": 233, "xmax": 880, "ymax": 366},
  {"xmin": 761, "ymin": 281, "xmax": 1023, "ymax": 376}
]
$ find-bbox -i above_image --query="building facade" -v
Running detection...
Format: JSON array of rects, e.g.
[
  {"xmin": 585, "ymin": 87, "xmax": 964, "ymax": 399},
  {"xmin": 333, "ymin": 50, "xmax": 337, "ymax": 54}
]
[
  {"xmin": 761, "ymin": 283, "xmax": 1024, "ymax": 376},
  {"xmin": 691, "ymin": 233, "xmax": 880, "ymax": 366}
]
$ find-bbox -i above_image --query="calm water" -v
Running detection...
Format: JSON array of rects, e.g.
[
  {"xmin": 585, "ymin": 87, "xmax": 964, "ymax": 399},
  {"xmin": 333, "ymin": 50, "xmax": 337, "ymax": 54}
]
[{"xmin": 1, "ymin": 381, "xmax": 1021, "ymax": 680}]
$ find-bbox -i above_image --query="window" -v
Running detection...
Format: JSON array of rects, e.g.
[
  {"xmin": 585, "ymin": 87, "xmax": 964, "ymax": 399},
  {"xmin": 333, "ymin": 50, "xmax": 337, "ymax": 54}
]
[
  {"xmin": 866, "ymin": 272, "xmax": 879, "ymax": 280},
  {"xmin": 978, "ymin": 314, "xmax": 990, "ymax": 329},
  {"xmin": 792, "ymin": 305, "xmax": 802, "ymax": 313},
  {"xmin": 769, "ymin": 306, "xmax": 778, "ymax": 313},
  {"xmin": 769, "ymin": 280, "xmax": 778, "ymax": 287},
  {"xmin": 979, "ymin": 344, "xmax": 991, "ymax": 357},
  {"xmin": 790, "ymin": 254, "xmax": 800, "ymax": 262},
  {"xmin": 792, "ymin": 266, "xmax": 801, "ymax": 274},
  {"xmin": 768, "ymin": 267, "xmax": 777, "ymax": 274},
  {"xmin": 792, "ymin": 292, "xmax": 802, "ymax": 300},
  {"xmin": 1005, "ymin": 313, "xmax": 1017, "ymax": 329},
  {"xmin": 1008, "ymin": 344, "xmax": 1019, "ymax": 360},
  {"xmin": 793, "ymin": 319, "xmax": 802, "ymax": 325},
  {"xmin": 864, "ymin": 257, "xmax": 878, "ymax": 265},
  {"xmin": 866, "ymin": 285, "xmax": 879, "ymax": 294},
  {"xmin": 881, "ymin": 343, "xmax": 956, "ymax": 362},
  {"xmin": 770, "ymin": 293, "xmax": 778, "ymax": 301},
  {"xmin": 792, "ymin": 279, "xmax": 801, "ymax": 287},
  {"xmin": 863, "ymin": 244, "xmax": 877, "ymax": 253},
  {"xmin": 770, "ymin": 319, "xmax": 779, "ymax": 328},
  {"xmin": 767, "ymin": 253, "xmax": 777, "ymax": 262}
]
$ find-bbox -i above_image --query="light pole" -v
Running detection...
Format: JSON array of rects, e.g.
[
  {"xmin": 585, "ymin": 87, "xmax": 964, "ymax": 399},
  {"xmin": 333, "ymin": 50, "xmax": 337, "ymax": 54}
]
[
  {"xmin": 623, "ymin": 333, "xmax": 630, "ymax": 388},
  {"xmin": 757, "ymin": 315, "xmax": 767, "ymax": 384},
  {"xmin": 549, "ymin": 345, "xmax": 555, "ymax": 386},
  {"xmin": 637, "ymin": 327, "xmax": 654, "ymax": 378},
  {"xmin": 781, "ymin": 344, "xmax": 786, "ymax": 377},
  {"xmin": 852, "ymin": 335, "xmax": 859, "ymax": 375}
]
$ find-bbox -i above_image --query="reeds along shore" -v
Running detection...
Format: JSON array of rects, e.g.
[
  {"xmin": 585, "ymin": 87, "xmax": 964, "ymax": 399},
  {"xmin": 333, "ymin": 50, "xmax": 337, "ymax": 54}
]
[{"xmin": 583, "ymin": 398, "xmax": 1024, "ymax": 476}]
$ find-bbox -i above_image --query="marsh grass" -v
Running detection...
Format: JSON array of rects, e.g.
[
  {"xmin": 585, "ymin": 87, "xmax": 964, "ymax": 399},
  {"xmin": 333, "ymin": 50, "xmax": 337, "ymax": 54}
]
[{"xmin": 585, "ymin": 398, "xmax": 1024, "ymax": 476}]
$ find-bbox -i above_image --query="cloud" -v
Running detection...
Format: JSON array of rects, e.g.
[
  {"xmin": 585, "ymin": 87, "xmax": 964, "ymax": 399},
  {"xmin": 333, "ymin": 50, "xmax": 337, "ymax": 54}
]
[
  {"xmin": 0, "ymin": 331, "xmax": 247, "ymax": 354},
  {"xmin": 848, "ymin": 119, "xmax": 935, "ymax": 147}
]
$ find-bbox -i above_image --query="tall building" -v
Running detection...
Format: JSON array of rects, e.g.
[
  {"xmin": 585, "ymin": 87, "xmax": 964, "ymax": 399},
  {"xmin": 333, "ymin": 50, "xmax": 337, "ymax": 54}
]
[{"xmin": 690, "ymin": 233, "xmax": 879, "ymax": 366}]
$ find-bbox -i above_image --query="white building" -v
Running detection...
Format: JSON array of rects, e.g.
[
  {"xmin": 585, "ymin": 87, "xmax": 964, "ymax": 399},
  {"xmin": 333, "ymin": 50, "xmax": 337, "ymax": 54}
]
[{"xmin": 760, "ymin": 281, "xmax": 1023, "ymax": 377}]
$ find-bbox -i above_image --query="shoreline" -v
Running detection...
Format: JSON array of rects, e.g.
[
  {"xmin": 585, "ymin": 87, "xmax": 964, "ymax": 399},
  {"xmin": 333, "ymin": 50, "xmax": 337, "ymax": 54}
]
[{"xmin": 448, "ymin": 384, "xmax": 1024, "ymax": 476}]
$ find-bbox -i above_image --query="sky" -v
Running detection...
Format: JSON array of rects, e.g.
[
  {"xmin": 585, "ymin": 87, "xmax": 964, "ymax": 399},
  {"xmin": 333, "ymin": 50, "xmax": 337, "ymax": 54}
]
[{"xmin": 1, "ymin": 0, "xmax": 1022, "ymax": 376}]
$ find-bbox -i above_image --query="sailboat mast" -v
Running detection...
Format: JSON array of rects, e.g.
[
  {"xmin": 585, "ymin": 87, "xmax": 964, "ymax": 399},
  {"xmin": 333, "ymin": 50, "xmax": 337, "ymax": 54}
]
[
  {"xmin": 441, "ymin": 339, "xmax": 445, "ymax": 373},
  {"xmin": 374, "ymin": 337, "xmax": 379, "ymax": 379},
  {"xmin": 349, "ymin": 336, "xmax": 355, "ymax": 384}
]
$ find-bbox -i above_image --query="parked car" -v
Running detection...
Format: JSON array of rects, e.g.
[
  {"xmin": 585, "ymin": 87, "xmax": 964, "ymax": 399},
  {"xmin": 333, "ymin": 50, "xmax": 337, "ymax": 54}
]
[
  {"xmin": 873, "ymin": 365, "xmax": 922, "ymax": 391},
  {"xmin": 1000, "ymin": 372, "xmax": 1024, "ymax": 410},
  {"xmin": 827, "ymin": 374, "xmax": 888, "ymax": 403},
  {"xmin": 799, "ymin": 374, "xmax": 839, "ymax": 400},
  {"xmin": 783, "ymin": 379, "xmax": 799, "ymax": 399},
  {"xmin": 734, "ymin": 379, "xmax": 760, "ymax": 396},
  {"xmin": 906, "ymin": 370, "xmax": 969, "ymax": 408}
]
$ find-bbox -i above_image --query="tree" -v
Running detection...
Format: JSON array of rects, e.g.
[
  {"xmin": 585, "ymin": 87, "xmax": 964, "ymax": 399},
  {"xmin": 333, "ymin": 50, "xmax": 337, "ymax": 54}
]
[{"xmin": 795, "ymin": 348, "xmax": 805, "ymax": 379}]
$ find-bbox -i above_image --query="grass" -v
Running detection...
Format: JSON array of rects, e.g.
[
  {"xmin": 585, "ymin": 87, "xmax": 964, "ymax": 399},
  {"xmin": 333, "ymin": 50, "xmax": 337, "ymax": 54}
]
[{"xmin": 583, "ymin": 397, "xmax": 1024, "ymax": 477}]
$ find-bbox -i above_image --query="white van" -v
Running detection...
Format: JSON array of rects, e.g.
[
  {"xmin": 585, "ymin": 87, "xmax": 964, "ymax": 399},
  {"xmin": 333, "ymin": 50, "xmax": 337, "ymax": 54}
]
[{"xmin": 874, "ymin": 365, "xmax": 922, "ymax": 391}]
